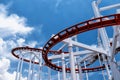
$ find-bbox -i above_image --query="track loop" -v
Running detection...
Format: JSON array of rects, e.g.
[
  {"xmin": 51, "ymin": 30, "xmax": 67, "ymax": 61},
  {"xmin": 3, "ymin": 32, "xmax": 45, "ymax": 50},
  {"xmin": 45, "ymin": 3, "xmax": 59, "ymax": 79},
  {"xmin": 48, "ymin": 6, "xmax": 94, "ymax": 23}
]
[{"xmin": 42, "ymin": 14, "xmax": 120, "ymax": 72}]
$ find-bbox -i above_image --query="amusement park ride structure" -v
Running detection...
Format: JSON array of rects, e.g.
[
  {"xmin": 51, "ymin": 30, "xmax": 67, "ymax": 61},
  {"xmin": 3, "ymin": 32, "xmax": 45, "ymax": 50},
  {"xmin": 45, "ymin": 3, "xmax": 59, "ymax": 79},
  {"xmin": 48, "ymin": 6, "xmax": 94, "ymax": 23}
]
[{"xmin": 12, "ymin": 0, "xmax": 120, "ymax": 80}]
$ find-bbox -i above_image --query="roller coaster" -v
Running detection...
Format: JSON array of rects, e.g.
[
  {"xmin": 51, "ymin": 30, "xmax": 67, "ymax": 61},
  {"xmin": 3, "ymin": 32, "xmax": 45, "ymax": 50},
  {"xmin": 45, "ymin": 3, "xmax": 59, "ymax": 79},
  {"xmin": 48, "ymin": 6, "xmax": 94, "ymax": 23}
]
[{"xmin": 11, "ymin": 0, "xmax": 120, "ymax": 80}]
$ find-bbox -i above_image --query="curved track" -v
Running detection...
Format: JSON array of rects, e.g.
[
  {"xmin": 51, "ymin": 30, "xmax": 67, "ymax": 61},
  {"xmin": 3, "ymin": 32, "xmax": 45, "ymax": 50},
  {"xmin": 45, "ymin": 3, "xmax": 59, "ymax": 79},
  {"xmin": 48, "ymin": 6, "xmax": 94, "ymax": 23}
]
[
  {"xmin": 12, "ymin": 46, "xmax": 61, "ymax": 64},
  {"xmin": 12, "ymin": 46, "xmax": 106, "ymax": 73},
  {"xmin": 42, "ymin": 14, "xmax": 120, "ymax": 72},
  {"xmin": 12, "ymin": 47, "xmax": 99, "ymax": 67}
]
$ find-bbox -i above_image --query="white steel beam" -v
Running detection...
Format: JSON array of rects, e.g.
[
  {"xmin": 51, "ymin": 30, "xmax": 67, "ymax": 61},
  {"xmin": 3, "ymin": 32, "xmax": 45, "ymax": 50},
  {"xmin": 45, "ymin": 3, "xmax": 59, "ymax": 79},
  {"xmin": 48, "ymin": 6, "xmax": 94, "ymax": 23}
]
[
  {"xmin": 69, "ymin": 42, "xmax": 77, "ymax": 80},
  {"xmin": 111, "ymin": 26, "xmax": 119, "ymax": 60},
  {"xmin": 92, "ymin": 2, "xmax": 112, "ymax": 80},
  {"xmin": 78, "ymin": 63, "xmax": 83, "ymax": 80},
  {"xmin": 61, "ymin": 53, "xmax": 66, "ymax": 80},
  {"xmin": 80, "ymin": 54, "xmax": 96, "ymax": 63},
  {"xmin": 48, "ymin": 50, "xmax": 94, "ymax": 60},
  {"xmin": 63, "ymin": 39, "xmax": 107, "ymax": 55},
  {"xmin": 108, "ymin": 9, "xmax": 120, "ymax": 80},
  {"xmin": 92, "ymin": 1, "xmax": 110, "ymax": 56},
  {"xmin": 100, "ymin": 3, "xmax": 120, "ymax": 11}
]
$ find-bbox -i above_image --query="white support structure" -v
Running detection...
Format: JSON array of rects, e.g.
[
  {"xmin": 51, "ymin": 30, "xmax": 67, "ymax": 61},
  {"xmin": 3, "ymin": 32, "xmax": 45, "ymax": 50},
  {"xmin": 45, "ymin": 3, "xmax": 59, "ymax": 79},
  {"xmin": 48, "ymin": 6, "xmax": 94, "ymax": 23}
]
[
  {"xmin": 84, "ymin": 61, "xmax": 89, "ymax": 80},
  {"xmin": 48, "ymin": 50, "xmax": 94, "ymax": 60},
  {"xmin": 61, "ymin": 52, "xmax": 66, "ymax": 80},
  {"xmin": 57, "ymin": 62, "xmax": 60, "ymax": 80},
  {"xmin": 100, "ymin": 3, "xmax": 120, "ymax": 11},
  {"xmin": 38, "ymin": 52, "xmax": 42, "ymax": 80},
  {"xmin": 63, "ymin": 39, "xmax": 107, "ymax": 55},
  {"xmin": 13, "ymin": 1, "xmax": 120, "ymax": 80},
  {"xmin": 31, "ymin": 56, "xmax": 35, "ymax": 80},
  {"xmin": 78, "ymin": 62, "xmax": 82, "ymax": 80},
  {"xmin": 92, "ymin": 1, "xmax": 112, "ymax": 80},
  {"xmin": 19, "ymin": 55, "xmax": 24, "ymax": 80},
  {"xmin": 92, "ymin": 1, "xmax": 120, "ymax": 80},
  {"xmin": 16, "ymin": 55, "xmax": 21, "ymax": 80},
  {"xmin": 109, "ymin": 9, "xmax": 120, "ymax": 79},
  {"xmin": 28, "ymin": 54, "xmax": 32, "ymax": 80},
  {"xmin": 69, "ymin": 40, "xmax": 77, "ymax": 80}
]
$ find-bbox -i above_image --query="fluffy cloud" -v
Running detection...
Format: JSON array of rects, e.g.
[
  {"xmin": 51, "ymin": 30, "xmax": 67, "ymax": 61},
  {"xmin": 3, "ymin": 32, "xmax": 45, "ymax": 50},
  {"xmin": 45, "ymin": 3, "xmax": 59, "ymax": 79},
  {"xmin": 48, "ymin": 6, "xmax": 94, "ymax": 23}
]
[
  {"xmin": 0, "ymin": 3, "xmax": 37, "ymax": 59},
  {"xmin": 0, "ymin": 3, "xmax": 37, "ymax": 80},
  {"xmin": 0, "ymin": 4, "xmax": 33, "ymax": 38},
  {"xmin": 0, "ymin": 58, "xmax": 27, "ymax": 80}
]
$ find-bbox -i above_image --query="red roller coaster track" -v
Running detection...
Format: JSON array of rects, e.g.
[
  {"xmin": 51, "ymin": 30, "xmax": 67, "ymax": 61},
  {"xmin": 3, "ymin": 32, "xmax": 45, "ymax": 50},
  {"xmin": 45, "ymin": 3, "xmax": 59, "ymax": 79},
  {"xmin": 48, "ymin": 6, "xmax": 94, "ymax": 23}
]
[
  {"xmin": 42, "ymin": 14, "xmax": 120, "ymax": 72},
  {"xmin": 12, "ymin": 46, "xmax": 106, "ymax": 73},
  {"xmin": 12, "ymin": 46, "xmax": 61, "ymax": 64}
]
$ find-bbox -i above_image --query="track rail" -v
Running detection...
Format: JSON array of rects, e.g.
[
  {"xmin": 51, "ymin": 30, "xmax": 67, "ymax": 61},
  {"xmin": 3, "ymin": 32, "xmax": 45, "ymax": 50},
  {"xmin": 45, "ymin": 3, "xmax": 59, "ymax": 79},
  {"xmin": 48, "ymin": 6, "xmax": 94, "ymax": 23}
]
[
  {"xmin": 42, "ymin": 14, "xmax": 120, "ymax": 72},
  {"xmin": 12, "ymin": 46, "xmax": 61, "ymax": 64},
  {"xmin": 12, "ymin": 46, "xmax": 106, "ymax": 72}
]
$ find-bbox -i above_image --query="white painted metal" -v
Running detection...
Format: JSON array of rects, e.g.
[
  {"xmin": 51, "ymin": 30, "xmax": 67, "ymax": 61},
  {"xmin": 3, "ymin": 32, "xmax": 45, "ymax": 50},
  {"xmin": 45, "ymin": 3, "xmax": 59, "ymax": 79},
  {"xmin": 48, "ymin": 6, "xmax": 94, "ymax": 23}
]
[
  {"xmin": 38, "ymin": 52, "xmax": 42, "ymax": 80},
  {"xmin": 16, "ymin": 54, "xmax": 22, "ymax": 80},
  {"xmin": 48, "ymin": 67, "xmax": 51, "ymax": 80},
  {"xmin": 61, "ymin": 52, "xmax": 66, "ymax": 80},
  {"xmin": 57, "ymin": 62, "xmax": 60, "ymax": 80},
  {"xmin": 48, "ymin": 50, "xmax": 94, "ymax": 60},
  {"xmin": 84, "ymin": 61, "xmax": 89, "ymax": 80},
  {"xmin": 63, "ymin": 39, "xmax": 107, "ymax": 55},
  {"xmin": 31, "ymin": 56, "xmax": 35, "ymax": 80},
  {"xmin": 69, "ymin": 40, "xmax": 77, "ymax": 80},
  {"xmin": 78, "ymin": 62, "xmax": 82, "ymax": 80},
  {"xmin": 100, "ymin": 3, "xmax": 120, "ymax": 11},
  {"xmin": 92, "ymin": 1, "xmax": 112, "ymax": 80},
  {"xmin": 19, "ymin": 55, "xmax": 24, "ymax": 80},
  {"xmin": 107, "ymin": 9, "xmax": 120, "ymax": 80},
  {"xmin": 14, "ymin": 1, "xmax": 120, "ymax": 80},
  {"xmin": 98, "ymin": 54, "xmax": 106, "ymax": 80},
  {"xmin": 28, "ymin": 54, "xmax": 32, "ymax": 80}
]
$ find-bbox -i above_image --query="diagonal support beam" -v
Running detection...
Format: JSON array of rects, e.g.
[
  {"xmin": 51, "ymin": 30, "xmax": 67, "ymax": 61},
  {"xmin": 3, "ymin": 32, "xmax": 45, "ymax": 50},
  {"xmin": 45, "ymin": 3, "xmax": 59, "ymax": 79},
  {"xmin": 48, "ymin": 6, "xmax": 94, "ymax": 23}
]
[
  {"xmin": 63, "ymin": 38, "xmax": 107, "ymax": 55},
  {"xmin": 48, "ymin": 50, "xmax": 94, "ymax": 60}
]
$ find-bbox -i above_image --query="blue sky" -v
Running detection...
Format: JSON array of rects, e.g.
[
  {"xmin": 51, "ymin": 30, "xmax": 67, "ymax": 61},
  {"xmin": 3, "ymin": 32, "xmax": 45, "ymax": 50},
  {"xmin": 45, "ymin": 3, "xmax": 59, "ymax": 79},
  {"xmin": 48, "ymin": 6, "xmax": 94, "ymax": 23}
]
[{"xmin": 0, "ymin": 0, "xmax": 120, "ymax": 80}]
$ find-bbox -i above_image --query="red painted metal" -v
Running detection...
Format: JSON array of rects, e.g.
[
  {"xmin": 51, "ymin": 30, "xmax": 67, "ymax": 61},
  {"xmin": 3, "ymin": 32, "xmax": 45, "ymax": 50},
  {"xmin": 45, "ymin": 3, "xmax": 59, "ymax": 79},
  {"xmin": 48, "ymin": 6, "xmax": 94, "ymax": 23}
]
[{"xmin": 42, "ymin": 14, "xmax": 120, "ymax": 72}]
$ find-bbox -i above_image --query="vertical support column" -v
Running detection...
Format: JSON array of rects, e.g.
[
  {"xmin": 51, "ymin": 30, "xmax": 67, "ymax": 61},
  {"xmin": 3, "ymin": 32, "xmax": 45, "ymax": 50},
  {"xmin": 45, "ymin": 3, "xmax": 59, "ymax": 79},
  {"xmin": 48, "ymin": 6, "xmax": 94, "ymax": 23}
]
[
  {"xmin": 69, "ymin": 41, "xmax": 77, "ymax": 80},
  {"xmin": 38, "ymin": 52, "xmax": 42, "ymax": 80},
  {"xmin": 117, "ymin": 9, "xmax": 120, "ymax": 48},
  {"xmin": 98, "ymin": 54, "xmax": 106, "ymax": 80},
  {"xmin": 92, "ymin": 1, "xmax": 110, "ymax": 54},
  {"xmin": 92, "ymin": 1, "xmax": 111, "ymax": 80},
  {"xmin": 78, "ymin": 62, "xmax": 82, "ymax": 80},
  {"xmin": 16, "ymin": 51, "xmax": 24, "ymax": 80},
  {"xmin": 84, "ymin": 61, "xmax": 89, "ymax": 80},
  {"xmin": 19, "ymin": 55, "xmax": 24, "ymax": 80},
  {"xmin": 58, "ymin": 61, "xmax": 60, "ymax": 80},
  {"xmin": 16, "ymin": 55, "xmax": 22, "ymax": 80},
  {"xmin": 74, "ymin": 35, "xmax": 79, "ymax": 80},
  {"xmin": 28, "ymin": 54, "xmax": 32, "ymax": 80},
  {"xmin": 15, "ymin": 51, "xmax": 23, "ymax": 80},
  {"xmin": 102, "ymin": 55, "xmax": 111, "ymax": 80},
  {"xmin": 31, "ymin": 56, "xmax": 35, "ymax": 80},
  {"xmin": 109, "ymin": 61, "xmax": 120, "ymax": 80},
  {"xmin": 110, "ymin": 7, "xmax": 120, "ymax": 78},
  {"xmin": 61, "ymin": 52, "xmax": 66, "ymax": 80},
  {"xmin": 48, "ymin": 67, "xmax": 51, "ymax": 80}
]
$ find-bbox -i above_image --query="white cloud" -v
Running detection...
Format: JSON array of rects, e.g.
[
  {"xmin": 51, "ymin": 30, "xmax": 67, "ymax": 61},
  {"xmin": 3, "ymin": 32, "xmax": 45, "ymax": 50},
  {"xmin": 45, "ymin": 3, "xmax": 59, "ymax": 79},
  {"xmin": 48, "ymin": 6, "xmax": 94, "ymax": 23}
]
[
  {"xmin": 0, "ymin": 57, "xmax": 10, "ymax": 74},
  {"xmin": 0, "ymin": 4, "xmax": 37, "ymax": 59},
  {"xmin": 0, "ymin": 4, "xmax": 33, "ymax": 38},
  {"xmin": 0, "ymin": 38, "xmax": 16, "ymax": 58},
  {"xmin": 0, "ymin": 58, "xmax": 27, "ymax": 80},
  {"xmin": 0, "ymin": 3, "xmax": 39, "ymax": 80},
  {"xmin": 17, "ymin": 38, "xmax": 25, "ymax": 46}
]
